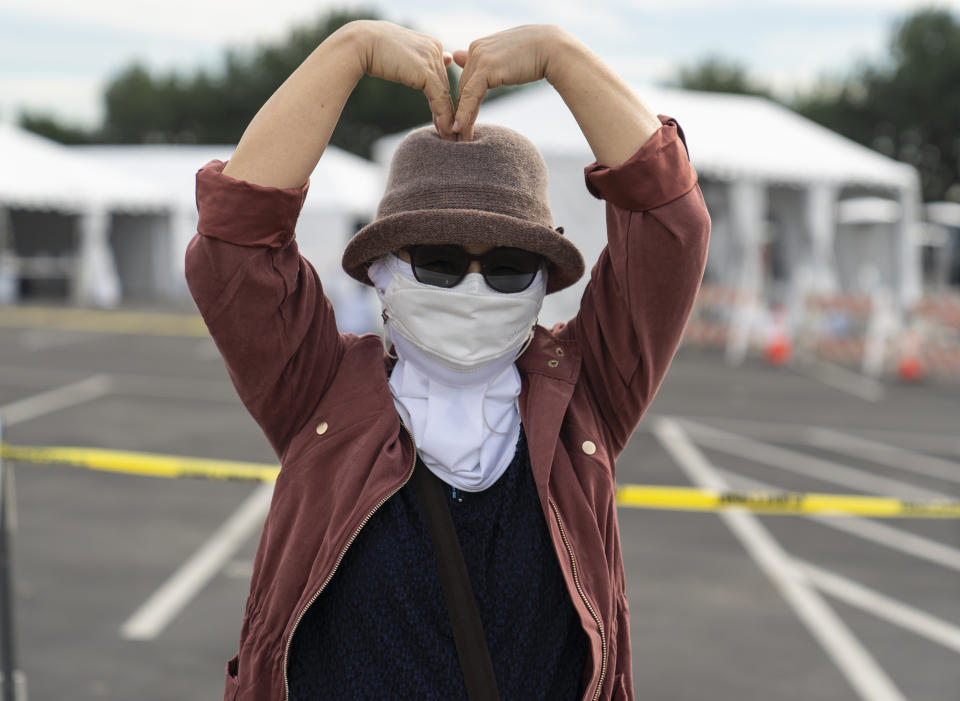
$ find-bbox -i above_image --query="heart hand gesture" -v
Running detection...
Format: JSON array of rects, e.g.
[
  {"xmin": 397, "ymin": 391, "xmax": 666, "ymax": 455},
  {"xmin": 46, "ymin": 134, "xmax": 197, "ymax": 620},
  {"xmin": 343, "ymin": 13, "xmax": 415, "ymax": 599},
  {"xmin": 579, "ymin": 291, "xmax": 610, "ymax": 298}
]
[
  {"xmin": 360, "ymin": 20, "xmax": 457, "ymax": 138},
  {"xmin": 452, "ymin": 25, "xmax": 566, "ymax": 141}
]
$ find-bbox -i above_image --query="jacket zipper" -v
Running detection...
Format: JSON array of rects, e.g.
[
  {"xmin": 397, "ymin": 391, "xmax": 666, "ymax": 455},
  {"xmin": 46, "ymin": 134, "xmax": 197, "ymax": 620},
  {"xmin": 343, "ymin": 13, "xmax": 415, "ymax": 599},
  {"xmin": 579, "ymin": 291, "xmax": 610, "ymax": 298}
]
[
  {"xmin": 282, "ymin": 422, "xmax": 418, "ymax": 701},
  {"xmin": 548, "ymin": 498, "xmax": 607, "ymax": 701}
]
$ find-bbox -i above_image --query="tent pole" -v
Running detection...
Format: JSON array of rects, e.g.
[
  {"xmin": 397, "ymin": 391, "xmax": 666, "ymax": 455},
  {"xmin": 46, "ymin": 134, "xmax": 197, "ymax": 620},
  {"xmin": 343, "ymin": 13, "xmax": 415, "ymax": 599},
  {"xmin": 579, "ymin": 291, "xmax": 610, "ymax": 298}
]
[
  {"xmin": 725, "ymin": 180, "xmax": 767, "ymax": 365},
  {"xmin": 0, "ymin": 416, "xmax": 19, "ymax": 701},
  {"xmin": 73, "ymin": 205, "xmax": 121, "ymax": 308}
]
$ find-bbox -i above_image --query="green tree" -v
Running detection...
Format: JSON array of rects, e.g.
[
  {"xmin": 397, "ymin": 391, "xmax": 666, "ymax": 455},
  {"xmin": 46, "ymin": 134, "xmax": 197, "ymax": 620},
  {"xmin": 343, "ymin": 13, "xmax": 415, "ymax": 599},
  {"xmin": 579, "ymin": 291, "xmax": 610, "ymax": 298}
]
[
  {"xmin": 670, "ymin": 56, "xmax": 771, "ymax": 97},
  {"xmin": 17, "ymin": 111, "xmax": 97, "ymax": 145},
  {"xmin": 794, "ymin": 8, "xmax": 960, "ymax": 201},
  {"xmin": 21, "ymin": 8, "xmax": 524, "ymax": 158}
]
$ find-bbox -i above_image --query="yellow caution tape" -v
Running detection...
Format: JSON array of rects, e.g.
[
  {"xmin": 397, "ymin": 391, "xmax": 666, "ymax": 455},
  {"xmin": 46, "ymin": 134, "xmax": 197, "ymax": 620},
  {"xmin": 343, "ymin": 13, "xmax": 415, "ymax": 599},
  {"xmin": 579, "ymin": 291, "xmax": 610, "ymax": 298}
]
[
  {"xmin": 1, "ymin": 444, "xmax": 278, "ymax": 483},
  {"xmin": 3, "ymin": 442, "xmax": 959, "ymax": 518},
  {"xmin": 616, "ymin": 484, "xmax": 960, "ymax": 519},
  {"xmin": 0, "ymin": 306, "xmax": 208, "ymax": 337}
]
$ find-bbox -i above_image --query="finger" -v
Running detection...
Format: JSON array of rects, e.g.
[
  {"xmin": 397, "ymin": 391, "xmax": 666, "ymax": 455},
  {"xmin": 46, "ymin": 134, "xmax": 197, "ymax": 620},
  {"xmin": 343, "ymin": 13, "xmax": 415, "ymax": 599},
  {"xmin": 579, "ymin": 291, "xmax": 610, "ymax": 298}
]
[
  {"xmin": 426, "ymin": 59, "xmax": 456, "ymax": 138},
  {"xmin": 455, "ymin": 59, "xmax": 476, "ymax": 115},
  {"xmin": 435, "ymin": 57, "xmax": 456, "ymax": 137},
  {"xmin": 431, "ymin": 95, "xmax": 456, "ymax": 138},
  {"xmin": 453, "ymin": 75, "xmax": 487, "ymax": 141},
  {"xmin": 436, "ymin": 45, "xmax": 458, "ymax": 136},
  {"xmin": 455, "ymin": 52, "xmax": 476, "ymax": 103},
  {"xmin": 452, "ymin": 49, "xmax": 468, "ymax": 67}
]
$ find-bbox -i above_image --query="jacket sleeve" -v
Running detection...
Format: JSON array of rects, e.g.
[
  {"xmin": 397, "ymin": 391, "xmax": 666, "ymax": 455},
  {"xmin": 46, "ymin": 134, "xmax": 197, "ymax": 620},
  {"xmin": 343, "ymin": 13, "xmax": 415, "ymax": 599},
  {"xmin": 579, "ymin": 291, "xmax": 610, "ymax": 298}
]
[
  {"xmin": 557, "ymin": 117, "xmax": 710, "ymax": 456},
  {"xmin": 184, "ymin": 159, "xmax": 343, "ymax": 458}
]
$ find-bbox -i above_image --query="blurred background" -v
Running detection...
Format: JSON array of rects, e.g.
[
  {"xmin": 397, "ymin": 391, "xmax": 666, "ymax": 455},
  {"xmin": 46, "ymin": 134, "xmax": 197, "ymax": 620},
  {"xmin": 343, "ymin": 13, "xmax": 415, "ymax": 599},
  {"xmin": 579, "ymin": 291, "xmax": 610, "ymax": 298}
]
[
  {"xmin": 0, "ymin": 2, "xmax": 958, "ymax": 700},
  {"xmin": 2, "ymin": 1, "xmax": 959, "ymax": 375}
]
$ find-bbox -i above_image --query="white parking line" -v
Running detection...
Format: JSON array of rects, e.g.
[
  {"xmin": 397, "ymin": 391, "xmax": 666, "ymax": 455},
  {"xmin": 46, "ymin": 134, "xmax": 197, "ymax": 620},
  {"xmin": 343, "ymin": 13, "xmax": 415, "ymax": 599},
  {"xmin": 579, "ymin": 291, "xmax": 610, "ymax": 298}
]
[
  {"xmin": 682, "ymin": 418, "xmax": 954, "ymax": 502},
  {"xmin": 714, "ymin": 466, "xmax": 960, "ymax": 574},
  {"xmin": 120, "ymin": 482, "xmax": 273, "ymax": 641},
  {"xmin": 0, "ymin": 375, "xmax": 113, "ymax": 426},
  {"xmin": 846, "ymin": 428, "xmax": 960, "ymax": 459},
  {"xmin": 799, "ymin": 559, "xmax": 960, "ymax": 654},
  {"xmin": 792, "ymin": 354, "xmax": 885, "ymax": 402},
  {"xmin": 652, "ymin": 416, "xmax": 907, "ymax": 701},
  {"xmin": 642, "ymin": 414, "xmax": 960, "ymax": 458},
  {"xmin": 806, "ymin": 428, "xmax": 960, "ymax": 486},
  {"xmin": 639, "ymin": 415, "xmax": 822, "ymax": 444}
]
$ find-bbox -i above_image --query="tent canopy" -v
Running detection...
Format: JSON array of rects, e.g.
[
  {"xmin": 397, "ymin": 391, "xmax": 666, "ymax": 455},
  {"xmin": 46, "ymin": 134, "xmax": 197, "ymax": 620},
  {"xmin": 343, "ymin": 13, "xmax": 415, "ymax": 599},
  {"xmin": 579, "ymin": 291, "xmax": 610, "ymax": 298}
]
[
  {"xmin": 75, "ymin": 144, "xmax": 382, "ymax": 214},
  {"xmin": 0, "ymin": 123, "xmax": 169, "ymax": 213},
  {"xmin": 375, "ymin": 83, "xmax": 916, "ymax": 191},
  {"xmin": 2, "ymin": 124, "xmax": 382, "ymax": 216}
]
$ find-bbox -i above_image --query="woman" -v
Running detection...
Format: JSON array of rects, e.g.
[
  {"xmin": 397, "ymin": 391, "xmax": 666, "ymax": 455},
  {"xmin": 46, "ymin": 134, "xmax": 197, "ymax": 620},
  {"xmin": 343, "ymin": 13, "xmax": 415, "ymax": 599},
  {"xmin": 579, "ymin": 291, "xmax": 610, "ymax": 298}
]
[{"xmin": 186, "ymin": 20, "xmax": 710, "ymax": 701}]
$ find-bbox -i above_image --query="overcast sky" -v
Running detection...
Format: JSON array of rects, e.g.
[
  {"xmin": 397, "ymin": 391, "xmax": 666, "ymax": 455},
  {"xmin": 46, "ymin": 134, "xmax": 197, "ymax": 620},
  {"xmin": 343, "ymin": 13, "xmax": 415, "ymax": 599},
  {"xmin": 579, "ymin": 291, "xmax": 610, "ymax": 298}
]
[{"xmin": 1, "ymin": 0, "xmax": 957, "ymax": 129}]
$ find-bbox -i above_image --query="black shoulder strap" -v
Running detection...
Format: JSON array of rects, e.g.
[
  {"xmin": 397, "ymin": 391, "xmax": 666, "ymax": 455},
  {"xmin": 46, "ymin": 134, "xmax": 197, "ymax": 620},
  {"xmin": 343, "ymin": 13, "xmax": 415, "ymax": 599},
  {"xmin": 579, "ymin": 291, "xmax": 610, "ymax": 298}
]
[{"xmin": 410, "ymin": 457, "xmax": 501, "ymax": 701}]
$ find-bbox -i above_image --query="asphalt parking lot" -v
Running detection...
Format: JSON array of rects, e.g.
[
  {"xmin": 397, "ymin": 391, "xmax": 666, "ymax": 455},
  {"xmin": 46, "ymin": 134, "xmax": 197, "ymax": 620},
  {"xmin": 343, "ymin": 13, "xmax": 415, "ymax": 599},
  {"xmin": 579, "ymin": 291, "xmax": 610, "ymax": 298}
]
[{"xmin": 0, "ymin": 305, "xmax": 958, "ymax": 700}]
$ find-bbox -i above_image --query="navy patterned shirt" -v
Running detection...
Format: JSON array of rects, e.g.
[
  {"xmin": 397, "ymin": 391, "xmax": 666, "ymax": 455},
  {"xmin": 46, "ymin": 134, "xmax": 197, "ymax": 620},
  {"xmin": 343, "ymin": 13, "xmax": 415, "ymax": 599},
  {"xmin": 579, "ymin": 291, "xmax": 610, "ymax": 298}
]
[{"xmin": 288, "ymin": 426, "xmax": 589, "ymax": 700}]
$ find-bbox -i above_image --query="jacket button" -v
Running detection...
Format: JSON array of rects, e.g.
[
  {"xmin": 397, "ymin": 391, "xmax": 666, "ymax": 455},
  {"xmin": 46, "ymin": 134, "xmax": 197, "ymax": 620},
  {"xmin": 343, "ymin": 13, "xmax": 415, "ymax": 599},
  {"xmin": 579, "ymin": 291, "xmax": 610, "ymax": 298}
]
[
  {"xmin": 581, "ymin": 440, "xmax": 597, "ymax": 455},
  {"xmin": 556, "ymin": 347, "xmax": 564, "ymax": 356},
  {"xmin": 548, "ymin": 359, "xmax": 560, "ymax": 368},
  {"xmin": 316, "ymin": 421, "xmax": 329, "ymax": 435}
]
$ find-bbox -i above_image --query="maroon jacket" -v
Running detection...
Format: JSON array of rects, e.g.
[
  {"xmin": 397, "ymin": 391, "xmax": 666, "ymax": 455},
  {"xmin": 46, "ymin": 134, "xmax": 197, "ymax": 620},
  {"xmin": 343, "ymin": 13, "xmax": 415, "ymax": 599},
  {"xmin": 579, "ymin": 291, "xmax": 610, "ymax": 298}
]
[{"xmin": 186, "ymin": 117, "xmax": 709, "ymax": 701}]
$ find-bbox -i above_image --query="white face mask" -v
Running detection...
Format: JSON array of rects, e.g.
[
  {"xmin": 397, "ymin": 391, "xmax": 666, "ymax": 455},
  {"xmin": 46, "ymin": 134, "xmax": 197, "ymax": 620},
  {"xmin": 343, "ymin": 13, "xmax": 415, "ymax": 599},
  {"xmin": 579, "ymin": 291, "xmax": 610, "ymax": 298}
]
[{"xmin": 367, "ymin": 254, "xmax": 546, "ymax": 372}]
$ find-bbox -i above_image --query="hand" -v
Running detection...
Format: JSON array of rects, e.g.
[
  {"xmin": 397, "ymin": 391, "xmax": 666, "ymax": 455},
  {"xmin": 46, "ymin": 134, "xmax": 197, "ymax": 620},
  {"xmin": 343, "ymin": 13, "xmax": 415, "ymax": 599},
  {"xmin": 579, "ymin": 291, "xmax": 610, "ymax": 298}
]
[
  {"xmin": 358, "ymin": 20, "xmax": 457, "ymax": 139},
  {"xmin": 451, "ymin": 24, "xmax": 564, "ymax": 141}
]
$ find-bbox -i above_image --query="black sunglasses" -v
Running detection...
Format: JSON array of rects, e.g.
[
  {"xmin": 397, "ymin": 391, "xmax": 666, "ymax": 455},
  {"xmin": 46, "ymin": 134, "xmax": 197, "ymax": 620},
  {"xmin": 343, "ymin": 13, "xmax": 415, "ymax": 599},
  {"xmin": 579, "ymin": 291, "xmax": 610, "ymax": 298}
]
[{"xmin": 403, "ymin": 245, "xmax": 543, "ymax": 293}]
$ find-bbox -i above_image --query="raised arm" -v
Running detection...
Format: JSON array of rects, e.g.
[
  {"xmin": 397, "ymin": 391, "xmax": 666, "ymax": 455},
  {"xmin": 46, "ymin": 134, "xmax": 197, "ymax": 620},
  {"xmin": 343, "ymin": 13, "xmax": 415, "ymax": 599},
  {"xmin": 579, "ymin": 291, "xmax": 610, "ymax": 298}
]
[
  {"xmin": 452, "ymin": 26, "xmax": 710, "ymax": 453},
  {"xmin": 542, "ymin": 30, "xmax": 662, "ymax": 167},
  {"xmin": 224, "ymin": 20, "xmax": 457, "ymax": 188},
  {"xmin": 551, "ymin": 37, "xmax": 709, "ymax": 453},
  {"xmin": 186, "ymin": 21, "xmax": 458, "ymax": 456}
]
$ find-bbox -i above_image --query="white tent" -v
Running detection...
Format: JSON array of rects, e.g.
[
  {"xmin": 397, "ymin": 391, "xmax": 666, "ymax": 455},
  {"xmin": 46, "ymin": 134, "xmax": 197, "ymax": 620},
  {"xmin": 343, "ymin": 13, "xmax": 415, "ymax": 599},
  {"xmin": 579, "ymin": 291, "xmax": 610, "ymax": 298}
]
[
  {"xmin": 372, "ymin": 83, "xmax": 922, "ymax": 326},
  {"xmin": 0, "ymin": 123, "xmax": 171, "ymax": 306},
  {"xmin": 923, "ymin": 201, "xmax": 960, "ymax": 288},
  {"xmin": 75, "ymin": 145, "xmax": 382, "ymax": 322},
  {"xmin": 0, "ymin": 123, "xmax": 169, "ymax": 212}
]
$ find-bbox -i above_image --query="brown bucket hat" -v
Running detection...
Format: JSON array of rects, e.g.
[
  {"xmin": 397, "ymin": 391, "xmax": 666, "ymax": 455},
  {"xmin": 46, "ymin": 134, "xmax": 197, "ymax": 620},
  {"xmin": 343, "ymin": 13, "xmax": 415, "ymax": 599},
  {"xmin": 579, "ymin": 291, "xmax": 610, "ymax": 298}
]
[{"xmin": 342, "ymin": 123, "xmax": 585, "ymax": 294}]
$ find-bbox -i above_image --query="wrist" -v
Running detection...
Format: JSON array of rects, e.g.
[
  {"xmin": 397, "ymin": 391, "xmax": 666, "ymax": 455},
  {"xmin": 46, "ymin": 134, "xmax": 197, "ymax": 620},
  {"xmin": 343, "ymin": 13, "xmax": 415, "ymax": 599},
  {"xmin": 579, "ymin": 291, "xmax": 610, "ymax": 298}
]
[
  {"xmin": 543, "ymin": 27, "xmax": 587, "ymax": 92},
  {"xmin": 325, "ymin": 20, "xmax": 372, "ymax": 80}
]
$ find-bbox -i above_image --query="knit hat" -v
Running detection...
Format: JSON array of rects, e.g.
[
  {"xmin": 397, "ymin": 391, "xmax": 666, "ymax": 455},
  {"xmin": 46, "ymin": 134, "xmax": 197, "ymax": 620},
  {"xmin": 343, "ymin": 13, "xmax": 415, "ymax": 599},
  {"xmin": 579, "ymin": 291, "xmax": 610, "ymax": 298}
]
[{"xmin": 342, "ymin": 123, "xmax": 584, "ymax": 294}]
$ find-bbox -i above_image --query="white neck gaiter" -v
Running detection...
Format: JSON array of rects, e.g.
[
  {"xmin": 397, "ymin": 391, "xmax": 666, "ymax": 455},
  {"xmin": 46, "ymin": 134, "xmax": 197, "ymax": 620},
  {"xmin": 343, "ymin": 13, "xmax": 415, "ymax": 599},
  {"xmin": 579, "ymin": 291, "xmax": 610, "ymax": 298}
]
[{"xmin": 367, "ymin": 254, "xmax": 545, "ymax": 492}]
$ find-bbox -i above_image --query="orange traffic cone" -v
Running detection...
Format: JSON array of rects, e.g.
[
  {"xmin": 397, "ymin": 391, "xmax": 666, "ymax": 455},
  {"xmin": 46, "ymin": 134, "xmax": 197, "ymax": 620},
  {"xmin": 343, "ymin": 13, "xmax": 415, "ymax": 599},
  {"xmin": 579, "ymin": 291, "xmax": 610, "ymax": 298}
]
[
  {"xmin": 765, "ymin": 307, "xmax": 793, "ymax": 366},
  {"xmin": 897, "ymin": 331, "xmax": 925, "ymax": 382},
  {"xmin": 765, "ymin": 331, "xmax": 792, "ymax": 365}
]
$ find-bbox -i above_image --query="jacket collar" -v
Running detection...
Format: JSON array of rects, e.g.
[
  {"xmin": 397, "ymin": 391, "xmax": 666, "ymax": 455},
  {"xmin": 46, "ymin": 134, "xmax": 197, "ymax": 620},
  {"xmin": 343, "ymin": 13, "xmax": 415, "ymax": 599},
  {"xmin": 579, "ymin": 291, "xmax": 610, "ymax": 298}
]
[{"xmin": 516, "ymin": 325, "xmax": 580, "ymax": 385}]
